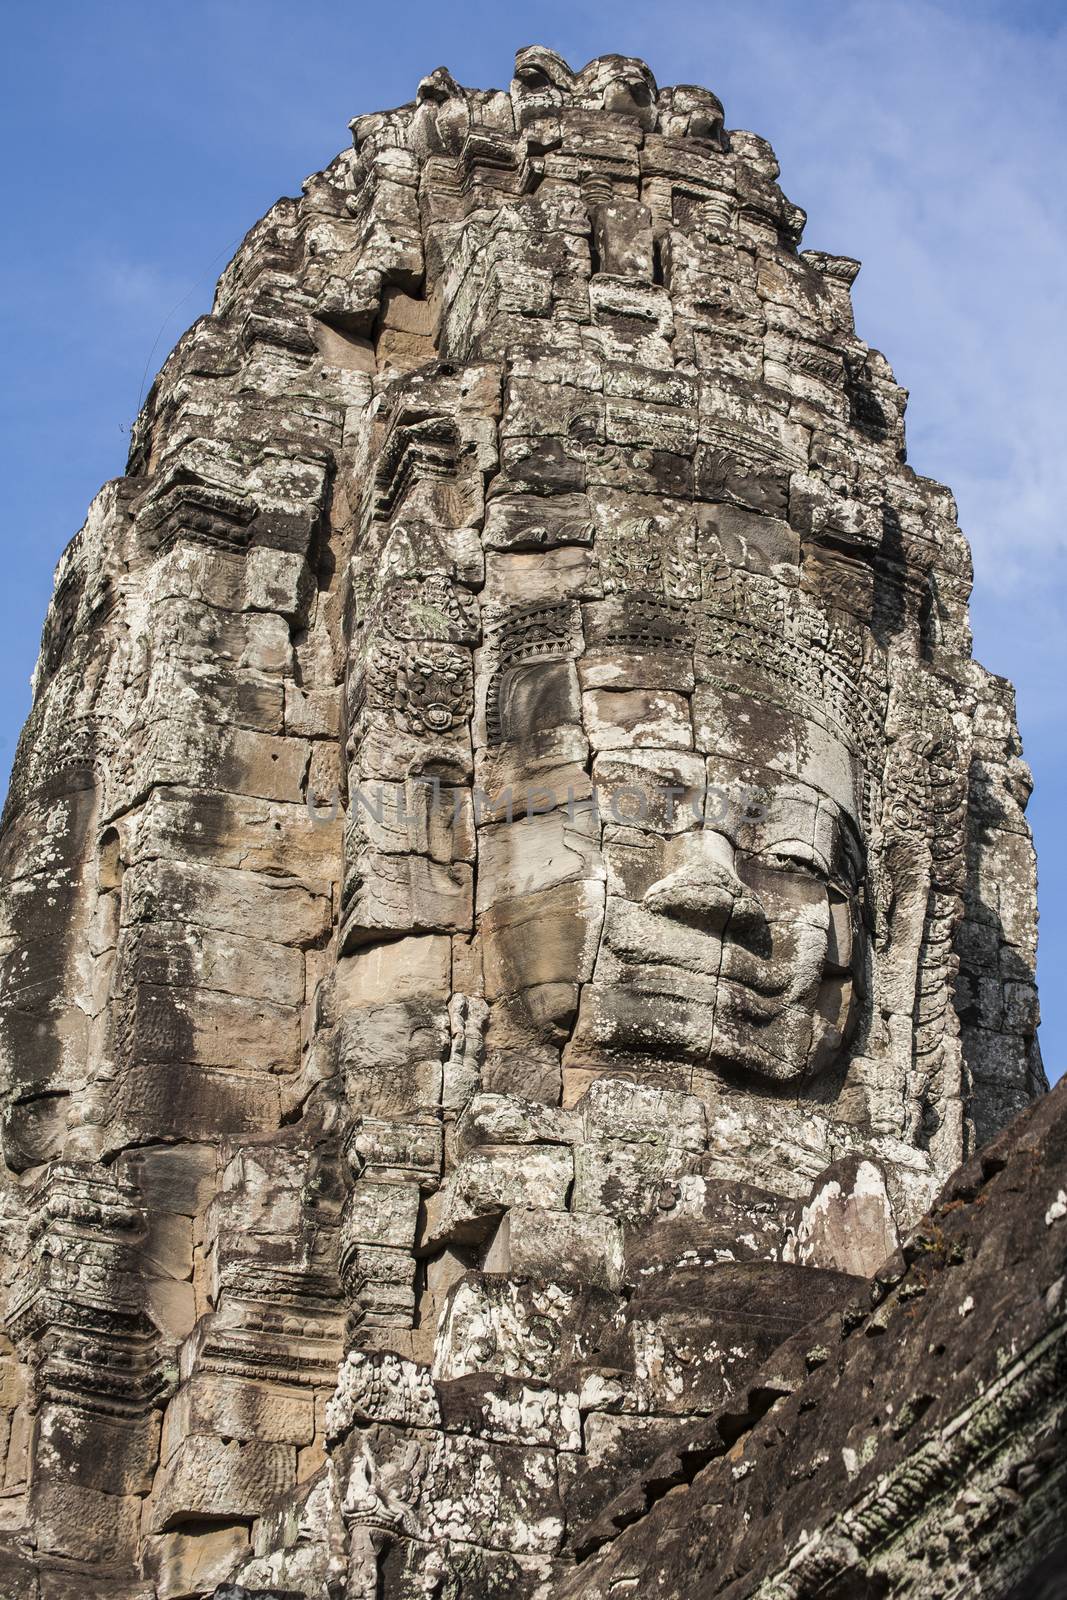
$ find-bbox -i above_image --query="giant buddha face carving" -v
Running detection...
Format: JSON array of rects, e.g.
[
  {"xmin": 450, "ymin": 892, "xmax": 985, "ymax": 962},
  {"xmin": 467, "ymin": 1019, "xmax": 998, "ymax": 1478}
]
[
  {"xmin": 472, "ymin": 624, "xmax": 870, "ymax": 1088},
  {"xmin": 594, "ymin": 707, "xmax": 866, "ymax": 1085},
  {"xmin": 341, "ymin": 375, "xmax": 890, "ymax": 1103}
]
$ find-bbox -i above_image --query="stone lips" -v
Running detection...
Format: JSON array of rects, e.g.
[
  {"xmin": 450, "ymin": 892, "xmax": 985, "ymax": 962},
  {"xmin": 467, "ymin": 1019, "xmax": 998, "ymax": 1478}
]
[{"xmin": 0, "ymin": 43, "xmax": 1051, "ymax": 1600}]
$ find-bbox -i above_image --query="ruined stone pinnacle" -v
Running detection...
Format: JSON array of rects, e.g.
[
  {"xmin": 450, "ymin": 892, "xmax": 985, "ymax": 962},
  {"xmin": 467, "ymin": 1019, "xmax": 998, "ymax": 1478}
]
[{"xmin": 0, "ymin": 47, "xmax": 1061, "ymax": 1600}]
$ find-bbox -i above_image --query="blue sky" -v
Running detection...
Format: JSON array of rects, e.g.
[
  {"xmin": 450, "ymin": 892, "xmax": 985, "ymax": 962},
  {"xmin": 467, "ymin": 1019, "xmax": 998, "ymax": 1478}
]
[{"xmin": 1, "ymin": 0, "xmax": 1063, "ymax": 1082}]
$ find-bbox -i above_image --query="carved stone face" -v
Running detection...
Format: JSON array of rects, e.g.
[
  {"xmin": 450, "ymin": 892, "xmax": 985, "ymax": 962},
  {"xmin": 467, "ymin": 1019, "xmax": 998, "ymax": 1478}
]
[
  {"xmin": 657, "ymin": 84, "xmax": 727, "ymax": 145},
  {"xmin": 474, "ymin": 644, "xmax": 869, "ymax": 1088},
  {"xmin": 511, "ymin": 47, "xmax": 660, "ymax": 132}
]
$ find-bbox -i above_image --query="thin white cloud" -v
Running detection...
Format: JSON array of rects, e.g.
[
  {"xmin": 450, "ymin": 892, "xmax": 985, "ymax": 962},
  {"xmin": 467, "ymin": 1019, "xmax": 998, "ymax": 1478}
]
[{"xmin": 91, "ymin": 256, "xmax": 182, "ymax": 312}]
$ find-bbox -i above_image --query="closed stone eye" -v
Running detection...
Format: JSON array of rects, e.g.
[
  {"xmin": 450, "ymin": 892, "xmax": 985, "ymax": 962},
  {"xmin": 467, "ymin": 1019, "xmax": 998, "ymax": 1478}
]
[{"xmin": 763, "ymin": 850, "xmax": 824, "ymax": 877}]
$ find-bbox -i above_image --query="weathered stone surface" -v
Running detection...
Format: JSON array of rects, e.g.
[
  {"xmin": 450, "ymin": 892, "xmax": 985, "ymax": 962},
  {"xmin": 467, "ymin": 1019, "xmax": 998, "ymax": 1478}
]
[
  {"xmin": 555, "ymin": 1076, "xmax": 1067, "ymax": 1598},
  {"xmin": 0, "ymin": 44, "xmax": 1055, "ymax": 1600}
]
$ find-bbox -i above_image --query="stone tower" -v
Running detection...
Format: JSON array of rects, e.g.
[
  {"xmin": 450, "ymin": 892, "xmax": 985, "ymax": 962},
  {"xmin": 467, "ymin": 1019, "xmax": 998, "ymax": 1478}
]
[{"xmin": 0, "ymin": 47, "xmax": 1055, "ymax": 1600}]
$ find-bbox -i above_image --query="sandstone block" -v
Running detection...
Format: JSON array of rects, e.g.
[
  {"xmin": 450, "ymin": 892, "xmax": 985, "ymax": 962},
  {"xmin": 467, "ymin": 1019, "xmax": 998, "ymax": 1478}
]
[
  {"xmin": 422, "ymin": 1144, "xmax": 573, "ymax": 1248},
  {"xmin": 148, "ymin": 1523, "xmax": 251, "ymax": 1600},
  {"xmin": 484, "ymin": 1207, "xmax": 624, "ymax": 1290},
  {"xmin": 582, "ymin": 687, "xmax": 693, "ymax": 751},
  {"xmin": 150, "ymin": 1435, "xmax": 296, "ymax": 1530},
  {"xmin": 162, "ymin": 1374, "xmax": 315, "ymax": 1456},
  {"xmin": 423, "ymin": 1433, "xmax": 564, "ymax": 1555},
  {"xmin": 342, "ymin": 1181, "xmax": 421, "ymax": 1251}
]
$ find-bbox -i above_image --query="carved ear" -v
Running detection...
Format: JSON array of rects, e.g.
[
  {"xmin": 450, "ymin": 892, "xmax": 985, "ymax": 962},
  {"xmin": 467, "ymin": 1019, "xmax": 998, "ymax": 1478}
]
[
  {"xmin": 513, "ymin": 45, "xmax": 575, "ymax": 94},
  {"xmin": 881, "ymin": 716, "xmax": 965, "ymax": 853},
  {"xmin": 872, "ymin": 707, "xmax": 967, "ymax": 1067}
]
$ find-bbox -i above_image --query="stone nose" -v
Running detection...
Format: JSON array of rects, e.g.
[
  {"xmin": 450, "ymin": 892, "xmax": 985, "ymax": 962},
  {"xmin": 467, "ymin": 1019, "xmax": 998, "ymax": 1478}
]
[
  {"xmin": 642, "ymin": 832, "xmax": 761, "ymax": 934},
  {"xmin": 643, "ymin": 860, "xmax": 741, "ymax": 930}
]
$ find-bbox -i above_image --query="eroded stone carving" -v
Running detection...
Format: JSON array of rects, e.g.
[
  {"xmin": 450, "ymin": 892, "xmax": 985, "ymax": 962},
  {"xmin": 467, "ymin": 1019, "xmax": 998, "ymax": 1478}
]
[{"xmin": 0, "ymin": 46, "xmax": 1050, "ymax": 1600}]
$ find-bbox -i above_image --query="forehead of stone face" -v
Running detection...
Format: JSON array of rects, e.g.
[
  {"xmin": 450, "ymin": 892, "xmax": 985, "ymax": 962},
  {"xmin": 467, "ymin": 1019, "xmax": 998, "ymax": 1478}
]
[
  {"xmin": 494, "ymin": 659, "xmax": 582, "ymax": 745},
  {"xmin": 696, "ymin": 683, "xmax": 864, "ymax": 827}
]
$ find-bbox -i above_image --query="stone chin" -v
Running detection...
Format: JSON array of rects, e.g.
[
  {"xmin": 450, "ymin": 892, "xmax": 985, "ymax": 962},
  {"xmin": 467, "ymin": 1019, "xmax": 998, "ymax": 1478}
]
[
  {"xmin": 709, "ymin": 974, "xmax": 860, "ymax": 1085},
  {"xmin": 568, "ymin": 963, "xmax": 859, "ymax": 1088}
]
